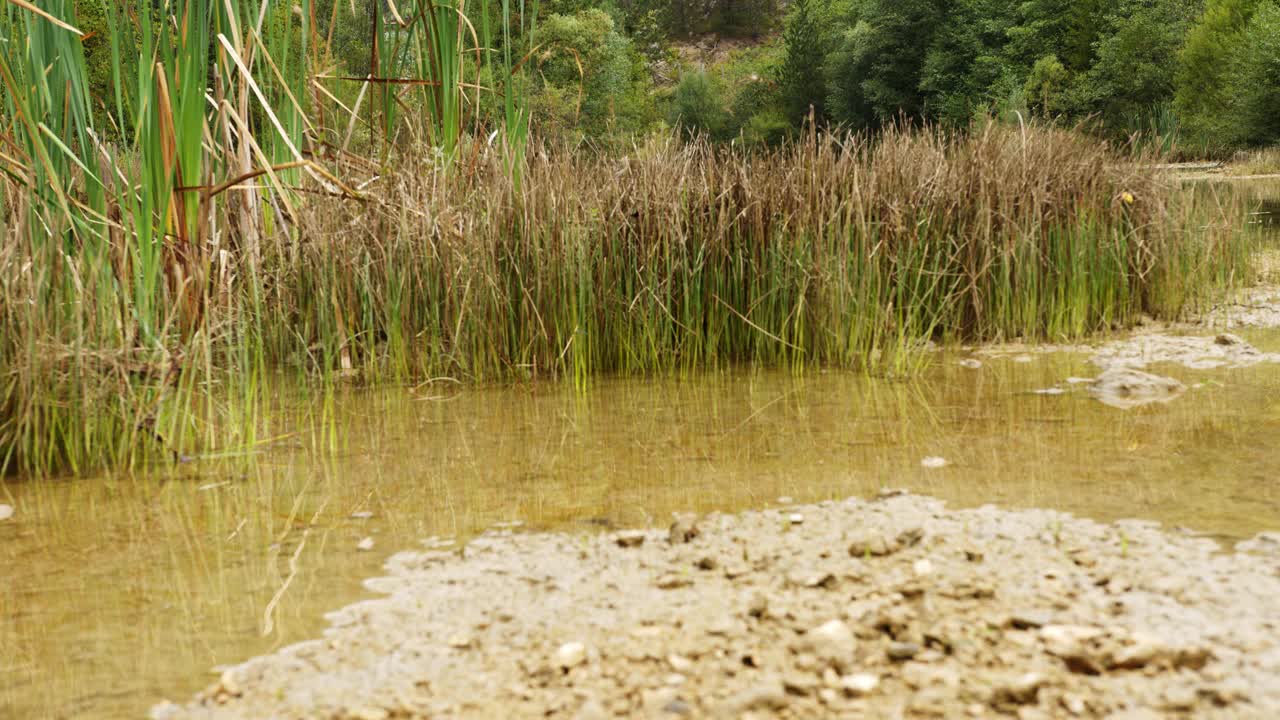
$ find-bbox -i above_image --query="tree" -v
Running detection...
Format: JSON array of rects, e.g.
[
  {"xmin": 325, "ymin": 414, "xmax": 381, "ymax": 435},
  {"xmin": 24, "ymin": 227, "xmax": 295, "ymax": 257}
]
[
  {"xmin": 1175, "ymin": 0, "xmax": 1264, "ymax": 146},
  {"xmin": 669, "ymin": 69, "xmax": 728, "ymax": 138},
  {"xmin": 1083, "ymin": 0, "xmax": 1199, "ymax": 131},
  {"xmin": 1233, "ymin": 1, "xmax": 1280, "ymax": 145},
  {"xmin": 778, "ymin": 0, "xmax": 828, "ymax": 123},
  {"xmin": 826, "ymin": 0, "xmax": 944, "ymax": 129},
  {"xmin": 919, "ymin": 0, "xmax": 1018, "ymax": 124}
]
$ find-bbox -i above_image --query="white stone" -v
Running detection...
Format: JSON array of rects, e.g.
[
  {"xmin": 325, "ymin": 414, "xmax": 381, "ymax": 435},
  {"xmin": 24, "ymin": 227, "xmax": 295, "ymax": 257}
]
[
  {"xmin": 921, "ymin": 456, "xmax": 948, "ymax": 469},
  {"xmin": 913, "ymin": 558, "xmax": 934, "ymax": 576},
  {"xmin": 0, "ymin": 504, "xmax": 12, "ymax": 521},
  {"xmin": 356, "ymin": 537, "xmax": 375, "ymax": 551},
  {"xmin": 788, "ymin": 513, "xmax": 804, "ymax": 525},
  {"xmin": 840, "ymin": 673, "xmax": 880, "ymax": 696},
  {"xmin": 557, "ymin": 641, "xmax": 588, "ymax": 669}
]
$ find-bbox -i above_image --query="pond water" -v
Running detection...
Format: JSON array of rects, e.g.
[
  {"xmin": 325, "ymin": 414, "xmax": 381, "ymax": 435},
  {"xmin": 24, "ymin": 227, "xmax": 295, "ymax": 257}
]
[{"xmin": 2, "ymin": 180, "xmax": 1279, "ymax": 719}]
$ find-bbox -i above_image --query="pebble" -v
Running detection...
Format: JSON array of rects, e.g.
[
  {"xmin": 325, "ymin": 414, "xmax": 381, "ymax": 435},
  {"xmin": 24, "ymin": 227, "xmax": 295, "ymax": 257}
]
[
  {"xmin": 615, "ymin": 531, "xmax": 646, "ymax": 548},
  {"xmin": 667, "ymin": 654, "xmax": 693, "ymax": 672},
  {"xmin": 921, "ymin": 456, "xmax": 948, "ymax": 469},
  {"xmin": 656, "ymin": 574, "xmax": 692, "ymax": 590},
  {"xmin": 446, "ymin": 633, "xmax": 472, "ymax": 649},
  {"xmin": 840, "ymin": 673, "xmax": 880, "ymax": 696},
  {"xmin": 805, "ymin": 620, "xmax": 857, "ymax": 671},
  {"xmin": 913, "ymin": 558, "xmax": 934, "ymax": 576},
  {"xmin": 1009, "ymin": 610, "xmax": 1053, "ymax": 629},
  {"xmin": 557, "ymin": 642, "xmax": 588, "ymax": 670},
  {"xmin": 958, "ymin": 359, "xmax": 983, "ymax": 369},
  {"xmin": 356, "ymin": 537, "xmax": 375, "ymax": 551},
  {"xmin": 788, "ymin": 513, "xmax": 804, "ymax": 525},
  {"xmin": 887, "ymin": 642, "xmax": 921, "ymax": 661},
  {"xmin": 0, "ymin": 504, "xmax": 12, "ymax": 521},
  {"xmin": 668, "ymin": 515, "xmax": 700, "ymax": 544},
  {"xmin": 728, "ymin": 678, "xmax": 789, "ymax": 712},
  {"xmin": 848, "ymin": 530, "xmax": 895, "ymax": 557},
  {"xmin": 349, "ymin": 511, "xmax": 374, "ymax": 519},
  {"xmin": 992, "ymin": 673, "xmax": 1046, "ymax": 706}
]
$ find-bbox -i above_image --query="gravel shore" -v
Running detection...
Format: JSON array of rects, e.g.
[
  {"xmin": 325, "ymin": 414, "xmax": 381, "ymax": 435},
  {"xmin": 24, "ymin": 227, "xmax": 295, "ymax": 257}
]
[{"xmin": 154, "ymin": 493, "xmax": 1280, "ymax": 720}]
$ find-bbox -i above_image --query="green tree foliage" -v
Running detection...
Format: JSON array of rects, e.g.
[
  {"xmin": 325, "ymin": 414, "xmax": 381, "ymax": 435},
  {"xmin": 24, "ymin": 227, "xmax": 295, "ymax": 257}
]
[
  {"xmin": 1175, "ymin": 0, "xmax": 1263, "ymax": 145},
  {"xmin": 826, "ymin": 0, "xmax": 944, "ymax": 129},
  {"xmin": 778, "ymin": 0, "xmax": 827, "ymax": 123},
  {"xmin": 1083, "ymin": 0, "xmax": 1199, "ymax": 131},
  {"xmin": 670, "ymin": 69, "xmax": 728, "ymax": 137},
  {"xmin": 536, "ymin": 9, "xmax": 655, "ymax": 137},
  {"xmin": 1233, "ymin": 1, "xmax": 1280, "ymax": 145},
  {"xmin": 918, "ymin": 0, "xmax": 1017, "ymax": 124}
]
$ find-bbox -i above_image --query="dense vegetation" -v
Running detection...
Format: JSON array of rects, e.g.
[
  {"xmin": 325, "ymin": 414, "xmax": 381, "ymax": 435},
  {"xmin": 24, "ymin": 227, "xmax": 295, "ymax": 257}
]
[
  {"xmin": 0, "ymin": 0, "xmax": 1257, "ymax": 476},
  {"xmin": 65, "ymin": 0, "xmax": 1280, "ymax": 153}
]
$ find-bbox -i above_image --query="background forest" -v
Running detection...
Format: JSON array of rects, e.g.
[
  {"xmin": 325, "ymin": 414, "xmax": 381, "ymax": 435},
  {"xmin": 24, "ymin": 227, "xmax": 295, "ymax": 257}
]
[{"xmin": 72, "ymin": 0, "xmax": 1280, "ymax": 153}]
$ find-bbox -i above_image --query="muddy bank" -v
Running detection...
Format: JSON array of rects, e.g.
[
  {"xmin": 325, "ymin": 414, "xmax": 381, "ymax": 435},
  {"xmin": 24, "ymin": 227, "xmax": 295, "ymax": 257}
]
[{"xmin": 154, "ymin": 493, "xmax": 1280, "ymax": 720}]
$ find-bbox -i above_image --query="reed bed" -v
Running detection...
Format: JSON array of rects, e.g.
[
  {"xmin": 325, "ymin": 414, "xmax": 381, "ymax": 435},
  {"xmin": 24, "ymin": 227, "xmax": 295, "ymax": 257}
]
[
  {"xmin": 264, "ymin": 124, "xmax": 1249, "ymax": 384},
  {"xmin": 0, "ymin": 2, "xmax": 1252, "ymax": 477}
]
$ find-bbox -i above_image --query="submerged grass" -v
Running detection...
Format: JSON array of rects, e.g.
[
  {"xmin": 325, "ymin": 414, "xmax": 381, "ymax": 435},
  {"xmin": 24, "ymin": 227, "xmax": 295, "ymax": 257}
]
[{"xmin": 0, "ymin": 2, "xmax": 1255, "ymax": 477}]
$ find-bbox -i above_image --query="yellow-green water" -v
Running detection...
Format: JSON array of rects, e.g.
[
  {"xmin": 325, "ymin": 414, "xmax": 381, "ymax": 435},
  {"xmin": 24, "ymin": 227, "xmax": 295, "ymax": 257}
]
[{"xmin": 4, "ymin": 341, "xmax": 1280, "ymax": 719}]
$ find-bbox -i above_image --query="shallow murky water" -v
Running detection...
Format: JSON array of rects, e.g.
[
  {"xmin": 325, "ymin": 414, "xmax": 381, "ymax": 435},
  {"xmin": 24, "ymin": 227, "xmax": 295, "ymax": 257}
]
[
  {"xmin": 5, "ymin": 341, "xmax": 1280, "ymax": 718},
  {"xmin": 3, "ymin": 181, "xmax": 1279, "ymax": 719}
]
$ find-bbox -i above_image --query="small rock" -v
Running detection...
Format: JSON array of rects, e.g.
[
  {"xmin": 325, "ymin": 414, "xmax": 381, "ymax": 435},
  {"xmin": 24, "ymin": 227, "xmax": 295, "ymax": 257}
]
[
  {"xmin": 1089, "ymin": 367, "xmax": 1186, "ymax": 409},
  {"xmin": 991, "ymin": 673, "xmax": 1045, "ymax": 706},
  {"xmin": 1202, "ymin": 679, "xmax": 1250, "ymax": 705},
  {"xmin": 663, "ymin": 673, "xmax": 686, "ymax": 686},
  {"xmin": 556, "ymin": 642, "xmax": 588, "ymax": 670},
  {"xmin": 446, "ymin": 633, "xmax": 472, "ymax": 649},
  {"xmin": 572, "ymin": 698, "xmax": 608, "ymax": 720},
  {"xmin": 840, "ymin": 673, "xmax": 880, "ymax": 696},
  {"xmin": 746, "ymin": 592, "xmax": 769, "ymax": 619},
  {"xmin": 958, "ymin": 358, "xmax": 983, "ymax": 369},
  {"xmin": 661, "ymin": 699, "xmax": 693, "ymax": 716},
  {"xmin": 0, "ymin": 504, "xmax": 12, "ymax": 521},
  {"xmin": 1215, "ymin": 333, "xmax": 1246, "ymax": 346},
  {"xmin": 848, "ymin": 530, "xmax": 895, "ymax": 557},
  {"xmin": 1009, "ymin": 610, "xmax": 1053, "ymax": 630},
  {"xmin": 788, "ymin": 568, "xmax": 835, "ymax": 589},
  {"xmin": 897, "ymin": 525, "xmax": 925, "ymax": 547},
  {"xmin": 729, "ymin": 678, "xmax": 789, "ymax": 712},
  {"xmin": 1059, "ymin": 693, "xmax": 1087, "ymax": 716},
  {"xmin": 912, "ymin": 559, "xmax": 934, "ymax": 577},
  {"xmin": 805, "ymin": 620, "xmax": 857, "ymax": 671},
  {"xmin": 782, "ymin": 673, "xmax": 818, "ymax": 696},
  {"xmin": 349, "ymin": 510, "xmax": 374, "ymax": 519},
  {"xmin": 668, "ymin": 514, "xmax": 700, "ymax": 544},
  {"xmin": 777, "ymin": 496, "xmax": 794, "ymax": 504},
  {"xmin": 694, "ymin": 555, "xmax": 719, "ymax": 571},
  {"xmin": 356, "ymin": 537, "xmax": 375, "ymax": 551},
  {"xmin": 1109, "ymin": 632, "xmax": 1168, "ymax": 669},
  {"xmin": 1161, "ymin": 685, "xmax": 1198, "ymax": 711},
  {"xmin": 656, "ymin": 574, "xmax": 692, "ymax": 590},
  {"xmin": 887, "ymin": 642, "xmax": 921, "ymax": 661},
  {"xmin": 218, "ymin": 669, "xmax": 241, "ymax": 696},
  {"xmin": 921, "ymin": 456, "xmax": 948, "ymax": 469},
  {"xmin": 668, "ymin": 654, "xmax": 693, "ymax": 672},
  {"xmin": 788, "ymin": 513, "xmax": 805, "ymax": 525},
  {"xmin": 615, "ymin": 530, "xmax": 646, "ymax": 548}
]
